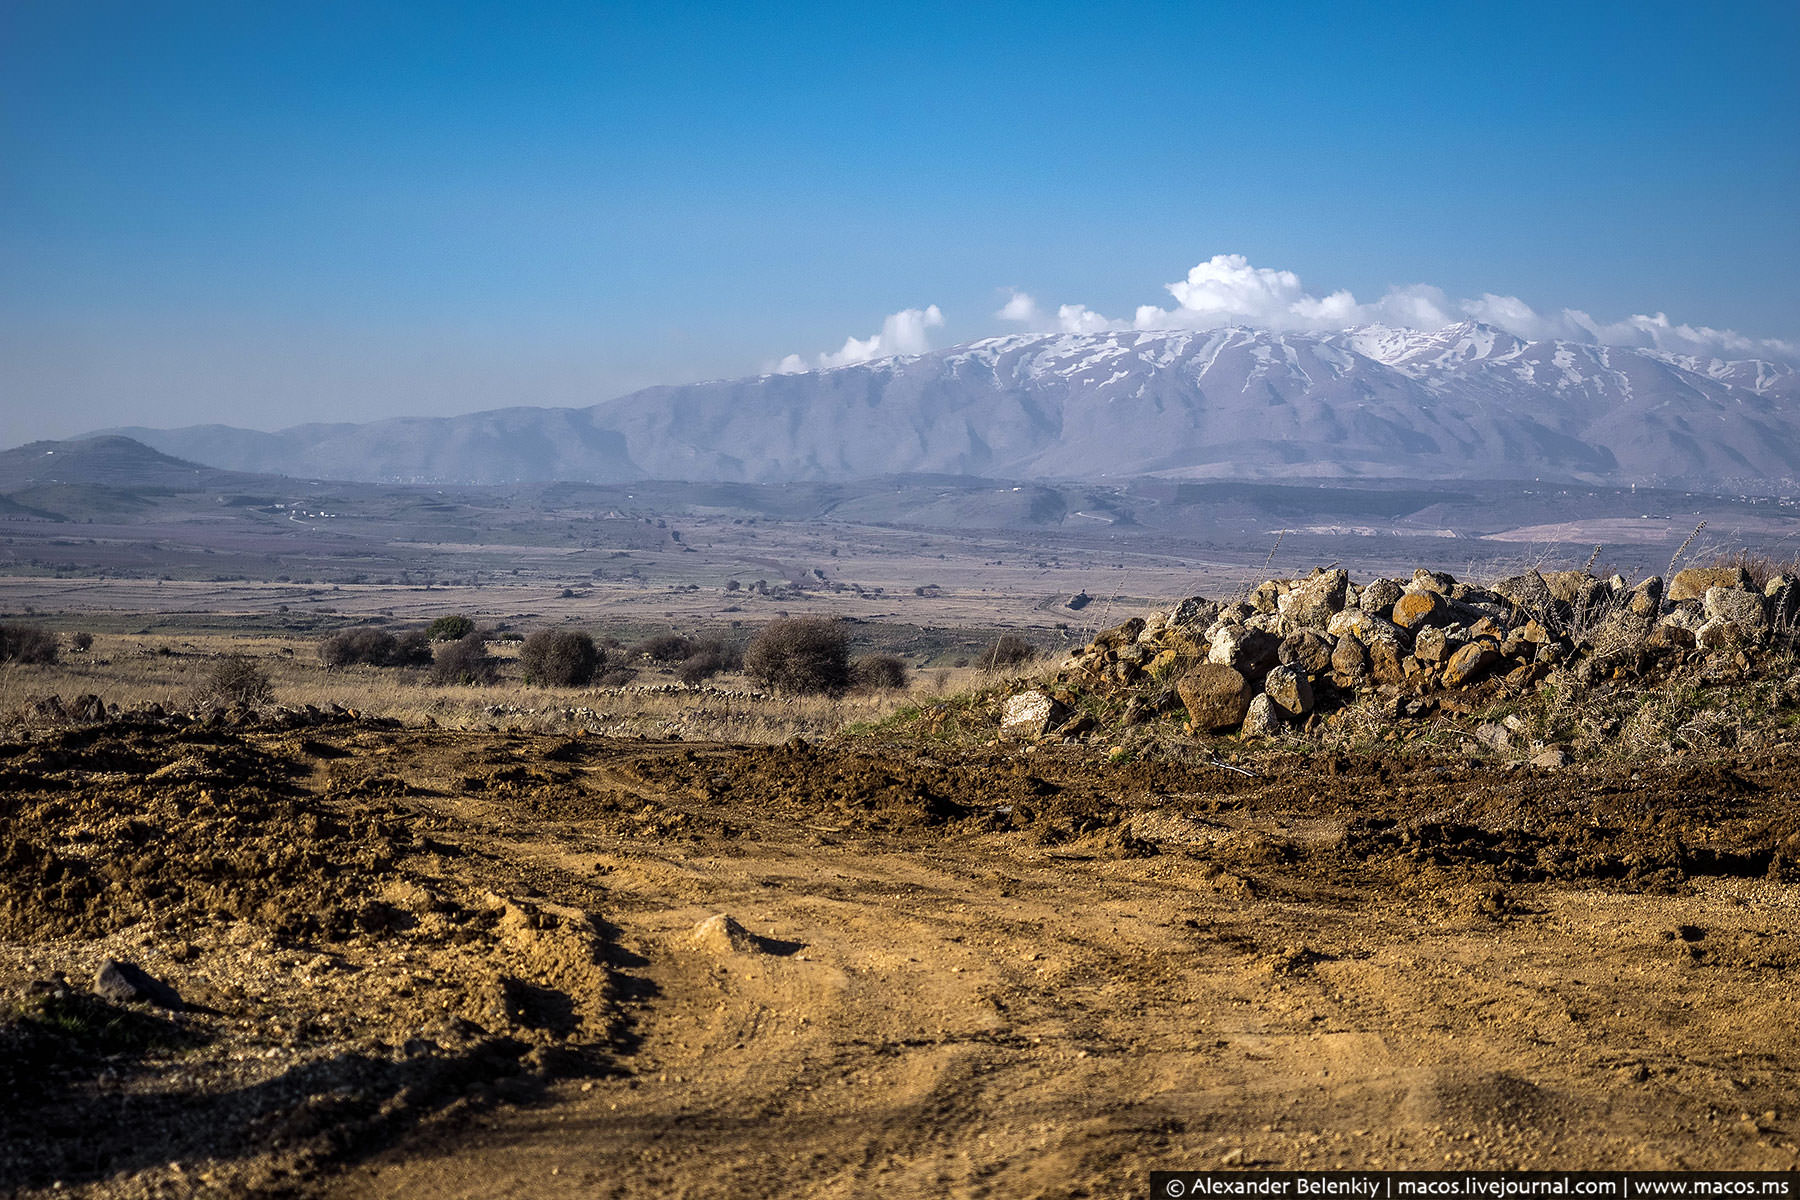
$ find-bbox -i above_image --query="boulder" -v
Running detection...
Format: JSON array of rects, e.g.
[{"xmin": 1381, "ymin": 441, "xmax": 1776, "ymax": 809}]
[
  {"xmin": 1330, "ymin": 634, "xmax": 1369, "ymax": 685},
  {"xmin": 1263, "ymin": 664, "xmax": 1315, "ymax": 717},
  {"xmin": 1177, "ymin": 665, "xmax": 1254, "ymax": 732},
  {"xmin": 93, "ymin": 960, "xmax": 182, "ymax": 1010},
  {"xmin": 1442, "ymin": 642, "xmax": 1501, "ymax": 688},
  {"xmin": 1703, "ymin": 585, "xmax": 1768, "ymax": 632},
  {"xmin": 1669, "ymin": 566, "xmax": 1751, "ymax": 601},
  {"xmin": 1410, "ymin": 568, "xmax": 1457, "ymax": 595},
  {"xmin": 1327, "ymin": 608, "xmax": 1405, "ymax": 646},
  {"xmin": 1367, "ymin": 639, "xmax": 1407, "ymax": 685},
  {"xmin": 1542, "ymin": 570, "xmax": 1596, "ymax": 604},
  {"xmin": 1171, "ymin": 596, "xmax": 1219, "ymax": 629},
  {"xmin": 1206, "ymin": 626, "xmax": 1282, "ymax": 682},
  {"xmin": 1281, "ymin": 568, "xmax": 1349, "ymax": 630},
  {"xmin": 1358, "ymin": 578, "xmax": 1405, "ymax": 618},
  {"xmin": 1413, "ymin": 626, "xmax": 1455, "ymax": 664},
  {"xmin": 1000, "ymin": 691, "xmax": 1068, "ymax": 739},
  {"xmin": 1392, "ymin": 590, "xmax": 1447, "ymax": 631},
  {"xmin": 1490, "ymin": 570, "xmax": 1558, "ymax": 622},
  {"xmin": 1240, "ymin": 693, "xmax": 1283, "ymax": 739},
  {"xmin": 1626, "ymin": 576, "xmax": 1664, "ymax": 618},
  {"xmin": 1278, "ymin": 630, "xmax": 1335, "ymax": 677}
]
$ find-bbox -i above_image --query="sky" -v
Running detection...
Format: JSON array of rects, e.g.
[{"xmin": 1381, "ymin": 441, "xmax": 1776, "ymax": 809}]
[{"xmin": 2, "ymin": 0, "xmax": 1797, "ymax": 445}]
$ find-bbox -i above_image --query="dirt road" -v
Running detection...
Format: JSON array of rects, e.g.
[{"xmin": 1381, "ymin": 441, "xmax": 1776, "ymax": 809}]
[
  {"xmin": 4, "ymin": 720, "xmax": 1797, "ymax": 1198},
  {"xmin": 321, "ymin": 734, "xmax": 1800, "ymax": 1198}
]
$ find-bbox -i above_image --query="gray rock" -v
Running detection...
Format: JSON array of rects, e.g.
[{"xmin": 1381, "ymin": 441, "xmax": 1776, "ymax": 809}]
[
  {"xmin": 1703, "ymin": 585, "xmax": 1768, "ymax": 631},
  {"xmin": 1240, "ymin": 693, "xmax": 1283, "ymax": 739},
  {"xmin": 1206, "ymin": 626, "xmax": 1282, "ymax": 682},
  {"xmin": 93, "ymin": 960, "xmax": 182, "ymax": 1010},
  {"xmin": 1278, "ymin": 630, "xmax": 1335, "ymax": 677}
]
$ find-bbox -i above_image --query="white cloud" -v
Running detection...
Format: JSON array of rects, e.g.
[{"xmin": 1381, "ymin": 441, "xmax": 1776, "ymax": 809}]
[
  {"xmin": 1006, "ymin": 253, "xmax": 1796, "ymax": 363},
  {"xmin": 776, "ymin": 305, "xmax": 946, "ymax": 373}
]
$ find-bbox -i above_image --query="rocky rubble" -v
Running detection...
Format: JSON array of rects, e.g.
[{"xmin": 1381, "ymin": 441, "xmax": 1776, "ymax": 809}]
[{"xmin": 1006, "ymin": 564, "xmax": 1800, "ymax": 746}]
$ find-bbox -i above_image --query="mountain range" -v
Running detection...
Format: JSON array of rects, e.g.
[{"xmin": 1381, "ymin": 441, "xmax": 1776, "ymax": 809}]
[{"xmin": 99, "ymin": 322, "xmax": 1800, "ymax": 490}]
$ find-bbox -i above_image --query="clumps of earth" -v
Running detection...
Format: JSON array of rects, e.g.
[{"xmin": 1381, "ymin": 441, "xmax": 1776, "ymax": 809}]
[{"xmin": 1003, "ymin": 563, "xmax": 1800, "ymax": 758}]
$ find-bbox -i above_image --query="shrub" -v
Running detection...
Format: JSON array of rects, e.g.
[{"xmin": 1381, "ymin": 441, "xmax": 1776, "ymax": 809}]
[
  {"xmin": 391, "ymin": 631, "xmax": 434, "ymax": 667},
  {"xmin": 520, "ymin": 629, "xmax": 601, "ymax": 687},
  {"xmin": 425, "ymin": 615, "xmax": 476, "ymax": 642},
  {"xmin": 676, "ymin": 638, "xmax": 743, "ymax": 685},
  {"xmin": 744, "ymin": 618, "xmax": 850, "ymax": 694},
  {"xmin": 983, "ymin": 634, "xmax": 1037, "ymax": 670},
  {"xmin": 0, "ymin": 624, "xmax": 59, "ymax": 665},
  {"xmin": 198, "ymin": 655, "xmax": 273, "ymax": 707},
  {"xmin": 319, "ymin": 627, "xmax": 398, "ymax": 669},
  {"xmin": 632, "ymin": 633, "xmax": 696, "ymax": 663},
  {"xmin": 67, "ymin": 631, "xmax": 94, "ymax": 652},
  {"xmin": 429, "ymin": 632, "xmax": 496, "ymax": 685},
  {"xmin": 851, "ymin": 653, "xmax": 908, "ymax": 691}
]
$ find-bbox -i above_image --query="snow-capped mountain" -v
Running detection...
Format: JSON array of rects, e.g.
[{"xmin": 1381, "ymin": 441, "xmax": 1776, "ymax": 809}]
[{"xmin": 101, "ymin": 323, "xmax": 1800, "ymax": 489}]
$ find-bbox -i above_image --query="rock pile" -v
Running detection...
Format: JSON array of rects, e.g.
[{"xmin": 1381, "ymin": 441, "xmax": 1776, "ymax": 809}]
[{"xmin": 1007, "ymin": 564, "xmax": 1798, "ymax": 741}]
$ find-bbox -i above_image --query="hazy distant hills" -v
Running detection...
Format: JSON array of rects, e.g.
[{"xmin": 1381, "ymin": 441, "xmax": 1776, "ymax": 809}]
[{"xmin": 99, "ymin": 322, "xmax": 1800, "ymax": 490}]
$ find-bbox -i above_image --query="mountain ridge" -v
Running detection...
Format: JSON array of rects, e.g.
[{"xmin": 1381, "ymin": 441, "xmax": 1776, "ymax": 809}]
[{"xmin": 92, "ymin": 323, "xmax": 1800, "ymax": 490}]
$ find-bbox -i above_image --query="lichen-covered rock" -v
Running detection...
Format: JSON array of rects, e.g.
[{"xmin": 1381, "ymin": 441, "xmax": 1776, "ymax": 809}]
[
  {"xmin": 1281, "ymin": 568, "xmax": 1349, "ymax": 630},
  {"xmin": 1627, "ymin": 576, "xmax": 1664, "ymax": 618},
  {"xmin": 1000, "ymin": 690, "xmax": 1068, "ymax": 739},
  {"xmin": 1177, "ymin": 664, "xmax": 1253, "ymax": 732},
  {"xmin": 1327, "ymin": 608, "xmax": 1404, "ymax": 646},
  {"xmin": 1669, "ymin": 566, "xmax": 1751, "ymax": 601},
  {"xmin": 1171, "ymin": 595, "xmax": 1219, "ymax": 629},
  {"xmin": 1263, "ymin": 664, "xmax": 1315, "ymax": 717},
  {"xmin": 1359, "ymin": 578, "xmax": 1405, "ymax": 618},
  {"xmin": 1414, "ymin": 626, "xmax": 1455, "ymax": 664},
  {"xmin": 1490, "ymin": 570, "xmax": 1556, "ymax": 620},
  {"xmin": 1442, "ymin": 642, "xmax": 1501, "ymax": 688},
  {"xmin": 1392, "ymin": 590, "xmax": 1447, "ymax": 631}
]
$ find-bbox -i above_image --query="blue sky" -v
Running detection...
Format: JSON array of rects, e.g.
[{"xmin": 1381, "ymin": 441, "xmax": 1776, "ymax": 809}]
[{"xmin": 3, "ymin": 0, "xmax": 1797, "ymax": 444}]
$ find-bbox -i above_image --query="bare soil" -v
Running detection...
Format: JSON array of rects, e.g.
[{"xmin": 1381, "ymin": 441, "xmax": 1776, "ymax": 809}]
[{"xmin": 3, "ymin": 714, "xmax": 1798, "ymax": 1199}]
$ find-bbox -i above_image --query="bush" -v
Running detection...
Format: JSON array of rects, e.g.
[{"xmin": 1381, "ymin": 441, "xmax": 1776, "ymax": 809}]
[
  {"xmin": 67, "ymin": 631, "xmax": 94, "ymax": 652},
  {"xmin": 983, "ymin": 634, "xmax": 1037, "ymax": 670},
  {"xmin": 744, "ymin": 618, "xmax": 850, "ymax": 695},
  {"xmin": 0, "ymin": 624, "xmax": 59, "ymax": 664},
  {"xmin": 198, "ymin": 655, "xmax": 273, "ymax": 707},
  {"xmin": 425, "ymin": 615, "xmax": 476, "ymax": 642},
  {"xmin": 319, "ymin": 627, "xmax": 398, "ymax": 669},
  {"xmin": 676, "ymin": 638, "xmax": 743, "ymax": 685},
  {"xmin": 632, "ymin": 633, "xmax": 696, "ymax": 663},
  {"xmin": 391, "ymin": 631, "xmax": 434, "ymax": 667},
  {"xmin": 851, "ymin": 653, "xmax": 908, "ymax": 691},
  {"xmin": 520, "ymin": 629, "xmax": 601, "ymax": 687},
  {"xmin": 429, "ymin": 632, "xmax": 497, "ymax": 685}
]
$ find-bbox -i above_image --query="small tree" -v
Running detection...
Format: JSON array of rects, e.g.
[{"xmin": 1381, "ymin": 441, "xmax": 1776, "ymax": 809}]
[
  {"xmin": 983, "ymin": 634, "xmax": 1037, "ymax": 670},
  {"xmin": 632, "ymin": 633, "xmax": 695, "ymax": 663},
  {"xmin": 520, "ymin": 629, "xmax": 601, "ymax": 687},
  {"xmin": 319, "ymin": 627, "xmax": 397, "ymax": 668},
  {"xmin": 0, "ymin": 624, "xmax": 59, "ymax": 664},
  {"xmin": 744, "ymin": 618, "xmax": 850, "ymax": 695},
  {"xmin": 425, "ymin": 614, "xmax": 476, "ymax": 642},
  {"xmin": 429, "ymin": 632, "xmax": 496, "ymax": 685},
  {"xmin": 851, "ymin": 653, "xmax": 908, "ymax": 691},
  {"xmin": 676, "ymin": 638, "xmax": 743, "ymax": 684},
  {"xmin": 198, "ymin": 655, "xmax": 273, "ymax": 707}
]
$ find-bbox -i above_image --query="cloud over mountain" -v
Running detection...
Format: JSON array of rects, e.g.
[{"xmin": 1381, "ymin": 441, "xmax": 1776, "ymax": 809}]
[
  {"xmin": 776, "ymin": 305, "xmax": 946, "ymax": 373},
  {"xmin": 996, "ymin": 253, "xmax": 1797, "ymax": 364}
]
